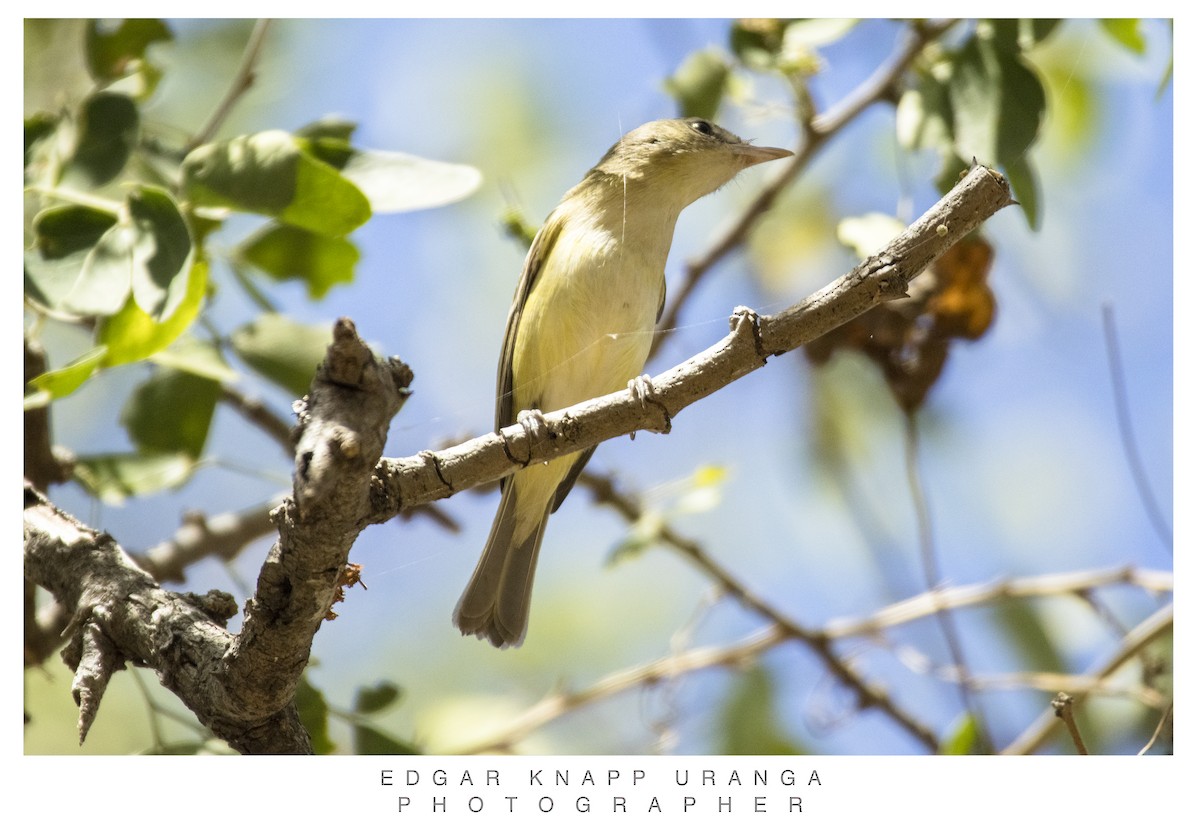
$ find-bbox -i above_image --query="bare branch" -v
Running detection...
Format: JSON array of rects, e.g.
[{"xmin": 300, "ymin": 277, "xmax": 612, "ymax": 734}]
[
  {"xmin": 225, "ymin": 320, "xmax": 411, "ymax": 719},
  {"xmin": 23, "ymin": 483, "xmax": 309, "ymax": 753},
  {"xmin": 1052, "ymin": 692, "xmax": 1090, "ymax": 755},
  {"xmin": 823, "ymin": 566, "xmax": 1172, "ymax": 640},
  {"xmin": 373, "ymin": 163, "xmax": 1015, "ymax": 518},
  {"xmin": 24, "ymin": 320, "xmax": 413, "ymax": 754},
  {"xmin": 452, "ymin": 624, "xmax": 789, "ymax": 754},
  {"xmin": 1138, "ymin": 702, "xmax": 1173, "ymax": 755},
  {"xmin": 453, "ymin": 566, "xmax": 1170, "ymax": 755},
  {"xmin": 1101, "ymin": 303, "xmax": 1173, "ymax": 550},
  {"xmin": 904, "ymin": 412, "xmax": 993, "ymax": 751},
  {"xmin": 186, "ymin": 19, "xmax": 273, "ymax": 152},
  {"xmin": 131, "ymin": 497, "xmax": 284, "ymax": 584},
  {"xmin": 580, "ymin": 471, "xmax": 939, "ymax": 750},
  {"xmin": 1002, "ymin": 601, "xmax": 1173, "ymax": 755},
  {"xmin": 221, "ymin": 384, "xmax": 294, "ymax": 454}
]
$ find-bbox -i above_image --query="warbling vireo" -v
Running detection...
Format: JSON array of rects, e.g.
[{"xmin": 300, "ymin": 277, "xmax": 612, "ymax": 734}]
[{"xmin": 454, "ymin": 117, "xmax": 791, "ymax": 647}]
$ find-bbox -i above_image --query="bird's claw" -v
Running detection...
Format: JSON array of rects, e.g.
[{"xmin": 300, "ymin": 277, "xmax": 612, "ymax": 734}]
[
  {"xmin": 515, "ymin": 409, "xmax": 549, "ymax": 443},
  {"xmin": 628, "ymin": 374, "xmax": 655, "ymax": 409}
]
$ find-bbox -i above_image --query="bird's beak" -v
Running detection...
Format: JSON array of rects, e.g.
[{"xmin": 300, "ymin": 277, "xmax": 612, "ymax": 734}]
[{"xmin": 735, "ymin": 144, "xmax": 793, "ymax": 167}]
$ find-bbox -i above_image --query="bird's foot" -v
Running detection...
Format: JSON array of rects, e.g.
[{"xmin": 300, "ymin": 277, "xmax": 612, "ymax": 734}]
[
  {"xmin": 628, "ymin": 374, "xmax": 655, "ymax": 409},
  {"xmin": 515, "ymin": 408, "xmax": 549, "ymax": 443}
]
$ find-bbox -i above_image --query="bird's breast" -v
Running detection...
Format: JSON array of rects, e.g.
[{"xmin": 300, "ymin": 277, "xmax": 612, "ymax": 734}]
[{"xmin": 511, "ymin": 218, "xmax": 670, "ymax": 414}]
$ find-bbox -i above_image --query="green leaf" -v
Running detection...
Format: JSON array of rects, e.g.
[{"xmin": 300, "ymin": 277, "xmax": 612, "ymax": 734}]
[
  {"xmin": 988, "ymin": 19, "xmax": 1061, "ymax": 53},
  {"xmin": 718, "ymin": 665, "xmax": 807, "ymax": 755},
  {"xmin": 24, "ymin": 204, "xmax": 119, "ymax": 311},
  {"xmin": 947, "ymin": 31, "xmax": 1045, "ymax": 168},
  {"xmin": 353, "ymin": 681, "xmax": 404, "ymax": 715},
  {"xmin": 303, "ymin": 138, "xmax": 482, "ymax": 214},
  {"xmin": 98, "ymin": 258, "xmax": 209, "ymax": 366},
  {"xmin": 85, "ymin": 18, "xmax": 172, "ymax": 96},
  {"xmin": 606, "ymin": 509, "xmax": 664, "ymax": 565},
  {"xmin": 1019, "ymin": 19, "xmax": 1062, "ymax": 48},
  {"xmin": 994, "ymin": 600, "xmax": 1067, "ymax": 676},
  {"xmin": 150, "ymin": 335, "xmax": 239, "ymax": 384},
  {"xmin": 73, "ymin": 451, "xmax": 197, "ymax": 504},
  {"xmin": 1100, "ymin": 19, "xmax": 1146, "ymax": 55},
  {"xmin": 121, "ymin": 369, "xmax": 220, "ymax": 458},
  {"xmin": 1004, "ymin": 153, "xmax": 1041, "ymax": 230},
  {"xmin": 730, "ymin": 19, "xmax": 788, "ymax": 71},
  {"xmin": 664, "ymin": 48, "xmax": 730, "ymax": 121},
  {"xmin": 995, "ymin": 60, "xmax": 1046, "ymax": 164},
  {"xmin": 67, "ymin": 186, "xmax": 193, "ymax": 320},
  {"xmin": 896, "ymin": 69, "xmax": 957, "ymax": 187},
  {"xmin": 127, "ymin": 187, "xmax": 194, "ymax": 319},
  {"xmin": 25, "ymin": 112, "xmax": 58, "ymax": 166},
  {"xmin": 295, "ymin": 116, "xmax": 358, "ymax": 143},
  {"xmin": 781, "ymin": 18, "xmax": 858, "ymax": 49},
  {"xmin": 353, "ymin": 723, "xmax": 420, "ymax": 755},
  {"xmin": 25, "ymin": 346, "xmax": 109, "ymax": 402},
  {"xmin": 182, "ymin": 130, "xmax": 372, "ymax": 237},
  {"xmin": 61, "ymin": 92, "xmax": 140, "ymax": 188},
  {"xmin": 777, "ymin": 19, "xmax": 857, "ymax": 74},
  {"xmin": 940, "ymin": 714, "xmax": 980, "ymax": 755},
  {"xmin": 238, "ymin": 222, "xmax": 359, "ymax": 299},
  {"xmin": 230, "ymin": 313, "xmax": 333, "ymax": 397},
  {"xmin": 295, "ymin": 676, "xmax": 336, "ymax": 755}
]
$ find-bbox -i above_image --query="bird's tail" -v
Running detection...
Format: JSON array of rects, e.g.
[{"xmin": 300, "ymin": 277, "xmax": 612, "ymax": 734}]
[{"xmin": 453, "ymin": 482, "xmax": 549, "ymax": 648}]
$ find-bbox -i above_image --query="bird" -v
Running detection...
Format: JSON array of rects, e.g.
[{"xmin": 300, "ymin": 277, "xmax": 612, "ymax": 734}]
[{"xmin": 453, "ymin": 117, "xmax": 792, "ymax": 647}]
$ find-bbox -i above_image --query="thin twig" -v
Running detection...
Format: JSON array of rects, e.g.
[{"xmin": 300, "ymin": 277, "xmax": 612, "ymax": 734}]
[
  {"xmin": 903, "ymin": 412, "xmax": 993, "ymax": 751},
  {"xmin": 1101, "ymin": 302, "xmax": 1172, "ymax": 550},
  {"xmin": 186, "ymin": 19, "xmax": 273, "ymax": 152},
  {"xmin": 132, "ymin": 497, "xmax": 284, "ymax": 584},
  {"xmin": 581, "ymin": 470, "xmax": 940, "ymax": 751},
  {"xmin": 452, "ymin": 564, "xmax": 1171, "ymax": 756},
  {"xmin": 1002, "ymin": 601, "xmax": 1173, "ymax": 755},
  {"xmin": 221, "ymin": 385, "xmax": 294, "ymax": 453},
  {"xmin": 823, "ymin": 566, "xmax": 1172, "ymax": 639},
  {"xmin": 951, "ymin": 670, "xmax": 1166, "ymax": 708},
  {"xmin": 1052, "ymin": 692, "xmax": 1089, "ymax": 755},
  {"xmin": 451, "ymin": 624, "xmax": 789, "ymax": 754},
  {"xmin": 1138, "ymin": 701, "xmax": 1172, "ymax": 755}
]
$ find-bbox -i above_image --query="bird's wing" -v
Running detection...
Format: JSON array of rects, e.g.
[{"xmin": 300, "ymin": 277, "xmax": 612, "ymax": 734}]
[{"xmin": 495, "ymin": 212, "xmax": 565, "ymax": 432}]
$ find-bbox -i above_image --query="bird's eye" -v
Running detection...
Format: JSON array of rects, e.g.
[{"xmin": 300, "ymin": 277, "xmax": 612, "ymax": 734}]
[{"xmin": 689, "ymin": 119, "xmax": 715, "ymax": 136}]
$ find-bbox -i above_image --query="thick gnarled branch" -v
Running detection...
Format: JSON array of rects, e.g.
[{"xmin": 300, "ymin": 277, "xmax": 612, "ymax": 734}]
[
  {"xmin": 24, "ymin": 320, "xmax": 412, "ymax": 753},
  {"xmin": 373, "ymin": 163, "xmax": 1014, "ymax": 518}
]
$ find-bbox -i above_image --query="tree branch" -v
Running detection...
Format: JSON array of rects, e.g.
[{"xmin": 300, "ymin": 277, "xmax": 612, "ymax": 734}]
[
  {"xmin": 185, "ymin": 19, "xmax": 273, "ymax": 152},
  {"xmin": 452, "ymin": 565, "xmax": 1170, "ymax": 755},
  {"xmin": 372, "ymin": 163, "xmax": 1014, "ymax": 517},
  {"xmin": 822, "ymin": 566, "xmax": 1172, "ymax": 639},
  {"xmin": 223, "ymin": 320, "xmax": 411, "ymax": 732},
  {"xmin": 131, "ymin": 496, "xmax": 284, "ymax": 584},
  {"xmin": 23, "ymin": 483, "xmax": 310, "ymax": 752},
  {"xmin": 24, "ymin": 320, "xmax": 413, "ymax": 753},
  {"xmin": 580, "ymin": 470, "xmax": 939, "ymax": 750},
  {"xmin": 1001, "ymin": 601, "xmax": 1174, "ymax": 755}
]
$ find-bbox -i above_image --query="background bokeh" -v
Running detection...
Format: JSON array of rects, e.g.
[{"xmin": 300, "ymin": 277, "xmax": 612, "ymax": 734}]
[{"xmin": 25, "ymin": 18, "xmax": 1173, "ymax": 755}]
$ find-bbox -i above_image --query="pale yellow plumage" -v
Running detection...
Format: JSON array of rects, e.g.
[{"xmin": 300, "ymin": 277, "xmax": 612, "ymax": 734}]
[{"xmin": 453, "ymin": 118, "xmax": 791, "ymax": 647}]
